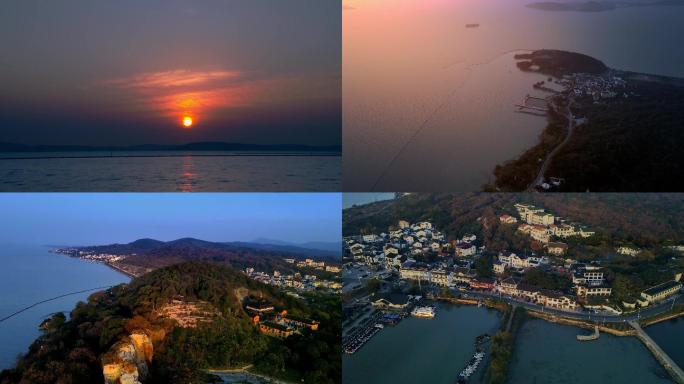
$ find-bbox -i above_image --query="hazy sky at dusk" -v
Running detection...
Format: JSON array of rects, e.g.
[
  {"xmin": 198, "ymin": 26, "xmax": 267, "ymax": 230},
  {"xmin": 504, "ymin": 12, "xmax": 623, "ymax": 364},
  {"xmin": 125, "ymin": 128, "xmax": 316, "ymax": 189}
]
[
  {"xmin": 0, "ymin": 193, "xmax": 341, "ymax": 245},
  {"xmin": 0, "ymin": 0, "xmax": 340, "ymax": 146}
]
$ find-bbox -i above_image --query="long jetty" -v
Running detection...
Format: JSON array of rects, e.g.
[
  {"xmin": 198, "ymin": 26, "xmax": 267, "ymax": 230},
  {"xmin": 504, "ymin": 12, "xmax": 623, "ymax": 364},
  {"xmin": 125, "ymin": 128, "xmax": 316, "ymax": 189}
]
[
  {"xmin": 0, "ymin": 286, "xmax": 113, "ymax": 323},
  {"xmin": 629, "ymin": 320, "xmax": 684, "ymax": 384}
]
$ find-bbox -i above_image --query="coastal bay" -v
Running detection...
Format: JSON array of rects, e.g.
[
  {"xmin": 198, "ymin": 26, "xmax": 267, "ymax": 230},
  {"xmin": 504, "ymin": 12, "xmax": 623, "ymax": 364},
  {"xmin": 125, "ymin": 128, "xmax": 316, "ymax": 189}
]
[
  {"xmin": 344, "ymin": 0, "xmax": 684, "ymax": 191},
  {"xmin": 0, "ymin": 244, "xmax": 130, "ymax": 369},
  {"xmin": 492, "ymin": 49, "xmax": 684, "ymax": 192}
]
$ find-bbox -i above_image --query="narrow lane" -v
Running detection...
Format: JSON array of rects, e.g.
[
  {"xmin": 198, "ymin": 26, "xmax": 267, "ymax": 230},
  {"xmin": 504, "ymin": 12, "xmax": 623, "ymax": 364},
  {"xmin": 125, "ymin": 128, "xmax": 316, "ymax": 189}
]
[{"xmin": 527, "ymin": 98, "xmax": 575, "ymax": 191}]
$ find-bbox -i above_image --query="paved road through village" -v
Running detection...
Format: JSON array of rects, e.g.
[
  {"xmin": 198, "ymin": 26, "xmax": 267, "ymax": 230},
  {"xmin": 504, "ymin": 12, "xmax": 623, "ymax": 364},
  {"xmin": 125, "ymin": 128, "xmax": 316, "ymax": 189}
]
[{"xmin": 461, "ymin": 289, "xmax": 682, "ymax": 324}]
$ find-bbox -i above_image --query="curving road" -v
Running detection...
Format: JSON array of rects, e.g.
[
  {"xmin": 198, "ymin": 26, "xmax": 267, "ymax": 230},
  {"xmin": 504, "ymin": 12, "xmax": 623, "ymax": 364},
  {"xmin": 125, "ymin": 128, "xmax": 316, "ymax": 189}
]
[{"xmin": 527, "ymin": 98, "xmax": 575, "ymax": 191}]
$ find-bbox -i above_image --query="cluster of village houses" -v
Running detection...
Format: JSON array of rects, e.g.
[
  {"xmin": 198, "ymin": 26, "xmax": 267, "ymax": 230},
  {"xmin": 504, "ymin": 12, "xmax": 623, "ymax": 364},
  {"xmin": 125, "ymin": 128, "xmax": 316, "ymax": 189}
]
[
  {"xmin": 244, "ymin": 258, "xmax": 342, "ymax": 294},
  {"xmin": 283, "ymin": 257, "xmax": 341, "ymax": 273},
  {"xmin": 53, "ymin": 248, "xmax": 128, "ymax": 263},
  {"xmin": 345, "ymin": 203, "xmax": 682, "ymax": 313},
  {"xmin": 244, "ymin": 299, "xmax": 319, "ymax": 338},
  {"xmin": 560, "ymin": 71, "xmax": 628, "ymax": 102}
]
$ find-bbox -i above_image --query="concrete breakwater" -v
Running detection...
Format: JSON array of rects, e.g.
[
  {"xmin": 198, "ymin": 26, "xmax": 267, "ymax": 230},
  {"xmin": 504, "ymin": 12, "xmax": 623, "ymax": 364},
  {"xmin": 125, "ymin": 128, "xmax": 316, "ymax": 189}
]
[
  {"xmin": 630, "ymin": 321, "xmax": 684, "ymax": 384},
  {"xmin": 525, "ymin": 310, "xmax": 683, "ymax": 383},
  {"xmin": 526, "ymin": 310, "xmax": 636, "ymax": 337},
  {"xmin": 641, "ymin": 308, "xmax": 684, "ymax": 327}
]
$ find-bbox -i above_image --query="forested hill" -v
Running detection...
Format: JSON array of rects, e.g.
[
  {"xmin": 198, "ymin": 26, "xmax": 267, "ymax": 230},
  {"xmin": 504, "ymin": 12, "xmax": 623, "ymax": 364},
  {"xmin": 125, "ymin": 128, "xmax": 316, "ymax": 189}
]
[
  {"xmin": 0, "ymin": 262, "xmax": 341, "ymax": 384},
  {"xmin": 75, "ymin": 237, "xmax": 340, "ymax": 273},
  {"xmin": 343, "ymin": 193, "xmax": 684, "ymax": 245}
]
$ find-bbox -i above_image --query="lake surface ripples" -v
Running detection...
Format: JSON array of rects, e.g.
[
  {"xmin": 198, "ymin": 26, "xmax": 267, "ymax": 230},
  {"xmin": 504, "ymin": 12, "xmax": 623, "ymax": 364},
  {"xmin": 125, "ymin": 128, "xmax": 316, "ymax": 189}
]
[{"xmin": 0, "ymin": 153, "xmax": 341, "ymax": 191}]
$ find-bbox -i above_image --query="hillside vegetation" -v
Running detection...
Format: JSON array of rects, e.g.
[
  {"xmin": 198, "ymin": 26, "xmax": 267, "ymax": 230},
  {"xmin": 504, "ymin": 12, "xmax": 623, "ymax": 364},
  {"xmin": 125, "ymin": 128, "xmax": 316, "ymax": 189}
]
[
  {"xmin": 343, "ymin": 193, "xmax": 684, "ymax": 247},
  {"xmin": 77, "ymin": 237, "xmax": 340, "ymax": 275},
  {"xmin": 0, "ymin": 262, "xmax": 341, "ymax": 384}
]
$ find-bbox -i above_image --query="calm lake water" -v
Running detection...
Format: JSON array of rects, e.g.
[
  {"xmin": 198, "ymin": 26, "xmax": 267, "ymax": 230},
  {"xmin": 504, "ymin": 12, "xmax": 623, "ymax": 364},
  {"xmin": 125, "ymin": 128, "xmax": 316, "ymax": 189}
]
[
  {"xmin": 343, "ymin": 0, "xmax": 684, "ymax": 191},
  {"xmin": 342, "ymin": 193, "xmax": 395, "ymax": 209},
  {"xmin": 647, "ymin": 317, "xmax": 684, "ymax": 370},
  {"xmin": 509, "ymin": 318, "xmax": 672, "ymax": 384},
  {"xmin": 0, "ymin": 244, "xmax": 130, "ymax": 370},
  {"xmin": 0, "ymin": 152, "xmax": 341, "ymax": 192},
  {"xmin": 342, "ymin": 303, "xmax": 502, "ymax": 384}
]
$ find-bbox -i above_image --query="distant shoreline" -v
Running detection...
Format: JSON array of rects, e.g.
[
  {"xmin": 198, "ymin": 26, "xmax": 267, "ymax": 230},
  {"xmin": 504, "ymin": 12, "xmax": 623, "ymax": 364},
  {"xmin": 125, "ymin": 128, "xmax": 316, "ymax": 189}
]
[
  {"xmin": 102, "ymin": 262, "xmax": 139, "ymax": 279},
  {"xmin": 0, "ymin": 152, "xmax": 341, "ymax": 160},
  {"xmin": 489, "ymin": 49, "xmax": 684, "ymax": 192}
]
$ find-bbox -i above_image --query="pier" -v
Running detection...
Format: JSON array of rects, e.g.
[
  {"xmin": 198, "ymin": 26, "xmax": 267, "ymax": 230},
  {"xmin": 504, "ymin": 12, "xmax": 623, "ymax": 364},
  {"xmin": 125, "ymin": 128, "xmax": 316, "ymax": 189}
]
[
  {"xmin": 630, "ymin": 320, "xmax": 684, "ymax": 384},
  {"xmin": 504, "ymin": 304, "xmax": 518, "ymax": 332},
  {"xmin": 515, "ymin": 95, "xmax": 549, "ymax": 113},
  {"xmin": 343, "ymin": 311, "xmax": 384, "ymax": 354},
  {"xmin": 576, "ymin": 325, "xmax": 599, "ymax": 341}
]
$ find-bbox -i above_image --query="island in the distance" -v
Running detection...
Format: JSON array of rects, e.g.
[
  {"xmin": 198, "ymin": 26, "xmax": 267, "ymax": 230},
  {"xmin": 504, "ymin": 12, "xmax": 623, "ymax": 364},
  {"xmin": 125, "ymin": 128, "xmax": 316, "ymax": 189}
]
[
  {"xmin": 527, "ymin": 0, "xmax": 684, "ymax": 13},
  {"xmin": 0, "ymin": 239, "xmax": 342, "ymax": 384},
  {"xmin": 488, "ymin": 49, "xmax": 684, "ymax": 192}
]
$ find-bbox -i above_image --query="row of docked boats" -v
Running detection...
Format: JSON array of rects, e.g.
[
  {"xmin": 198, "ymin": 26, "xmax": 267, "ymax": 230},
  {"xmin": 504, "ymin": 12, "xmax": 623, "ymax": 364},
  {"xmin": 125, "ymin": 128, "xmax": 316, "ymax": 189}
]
[
  {"xmin": 343, "ymin": 312, "xmax": 383, "ymax": 354},
  {"xmin": 457, "ymin": 351, "xmax": 485, "ymax": 383},
  {"xmin": 456, "ymin": 333, "xmax": 491, "ymax": 383}
]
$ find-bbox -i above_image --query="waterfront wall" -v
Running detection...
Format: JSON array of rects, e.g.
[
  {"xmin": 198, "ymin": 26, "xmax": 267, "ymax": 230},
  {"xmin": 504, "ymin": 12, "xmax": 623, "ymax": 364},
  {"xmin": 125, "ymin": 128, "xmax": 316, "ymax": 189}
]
[
  {"xmin": 526, "ymin": 311, "xmax": 636, "ymax": 337},
  {"xmin": 641, "ymin": 308, "xmax": 684, "ymax": 327}
]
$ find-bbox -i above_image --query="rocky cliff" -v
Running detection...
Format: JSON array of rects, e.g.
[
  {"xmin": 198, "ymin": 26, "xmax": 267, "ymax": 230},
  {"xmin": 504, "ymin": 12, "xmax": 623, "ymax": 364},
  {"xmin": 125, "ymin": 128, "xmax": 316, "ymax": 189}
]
[{"xmin": 102, "ymin": 331, "xmax": 154, "ymax": 384}]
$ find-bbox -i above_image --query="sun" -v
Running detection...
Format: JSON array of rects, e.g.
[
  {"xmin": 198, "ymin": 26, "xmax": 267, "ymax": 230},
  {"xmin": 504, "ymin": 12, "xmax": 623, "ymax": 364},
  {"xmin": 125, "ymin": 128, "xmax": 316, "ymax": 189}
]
[{"xmin": 182, "ymin": 116, "xmax": 193, "ymax": 128}]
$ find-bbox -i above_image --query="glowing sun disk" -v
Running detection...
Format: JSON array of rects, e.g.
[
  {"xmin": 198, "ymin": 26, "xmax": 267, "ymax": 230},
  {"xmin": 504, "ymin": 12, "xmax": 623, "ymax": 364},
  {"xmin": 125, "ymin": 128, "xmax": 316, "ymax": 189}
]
[{"xmin": 182, "ymin": 116, "xmax": 193, "ymax": 128}]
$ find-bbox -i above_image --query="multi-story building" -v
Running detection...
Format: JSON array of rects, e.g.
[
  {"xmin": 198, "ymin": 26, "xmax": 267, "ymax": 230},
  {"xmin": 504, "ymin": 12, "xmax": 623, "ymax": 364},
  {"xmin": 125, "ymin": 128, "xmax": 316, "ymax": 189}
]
[
  {"xmin": 281, "ymin": 315, "xmax": 319, "ymax": 331},
  {"xmin": 470, "ymin": 277, "xmax": 495, "ymax": 290},
  {"xmin": 384, "ymin": 245, "xmax": 399, "ymax": 256},
  {"xmin": 455, "ymin": 243, "xmax": 477, "ymax": 257},
  {"xmin": 572, "ymin": 268, "xmax": 605, "ymax": 286},
  {"xmin": 497, "ymin": 277, "xmax": 522, "ymax": 296},
  {"xmin": 526, "ymin": 211, "xmax": 555, "ymax": 226},
  {"xmin": 576, "ymin": 285, "xmax": 612, "ymax": 297},
  {"xmin": 641, "ymin": 280, "xmax": 682, "ymax": 304},
  {"xmin": 399, "ymin": 267, "xmax": 430, "ymax": 281},
  {"xmin": 259, "ymin": 321, "xmax": 294, "ymax": 338},
  {"xmin": 499, "ymin": 214, "xmax": 518, "ymax": 224},
  {"xmin": 453, "ymin": 268, "xmax": 477, "ymax": 284},
  {"xmin": 529, "ymin": 225, "xmax": 551, "ymax": 244},
  {"xmin": 416, "ymin": 222, "xmax": 433, "ymax": 230},
  {"xmin": 430, "ymin": 270, "xmax": 452, "ymax": 287},
  {"xmin": 541, "ymin": 292, "xmax": 577, "ymax": 311},
  {"xmin": 551, "ymin": 223, "xmax": 576, "ymax": 238},
  {"xmin": 497, "ymin": 252, "xmax": 546, "ymax": 270},
  {"xmin": 546, "ymin": 242, "xmax": 568, "ymax": 256},
  {"xmin": 493, "ymin": 261, "xmax": 506, "ymax": 274},
  {"xmin": 350, "ymin": 243, "xmax": 365, "ymax": 258}
]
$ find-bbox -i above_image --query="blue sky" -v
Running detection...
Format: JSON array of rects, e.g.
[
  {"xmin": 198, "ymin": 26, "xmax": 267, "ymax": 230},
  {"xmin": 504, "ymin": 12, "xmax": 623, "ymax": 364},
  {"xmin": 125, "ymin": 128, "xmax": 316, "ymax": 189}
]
[{"xmin": 0, "ymin": 193, "xmax": 341, "ymax": 245}]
